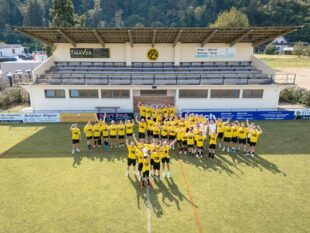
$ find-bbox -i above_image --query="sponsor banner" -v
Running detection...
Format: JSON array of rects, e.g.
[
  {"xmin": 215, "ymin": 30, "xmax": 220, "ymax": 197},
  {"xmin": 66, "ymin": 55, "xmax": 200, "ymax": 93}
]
[
  {"xmin": 195, "ymin": 48, "xmax": 236, "ymax": 59},
  {"xmin": 182, "ymin": 111, "xmax": 295, "ymax": 120},
  {"xmin": 60, "ymin": 113, "xmax": 98, "ymax": 122},
  {"xmin": 0, "ymin": 114, "xmax": 24, "ymax": 123},
  {"xmin": 70, "ymin": 48, "xmax": 110, "ymax": 58},
  {"xmin": 23, "ymin": 113, "xmax": 60, "ymax": 123},
  {"xmin": 97, "ymin": 113, "xmax": 134, "ymax": 122},
  {"xmin": 293, "ymin": 109, "xmax": 310, "ymax": 119}
]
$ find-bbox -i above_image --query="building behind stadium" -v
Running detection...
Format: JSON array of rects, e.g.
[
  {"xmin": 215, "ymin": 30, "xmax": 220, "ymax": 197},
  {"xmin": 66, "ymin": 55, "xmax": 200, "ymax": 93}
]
[{"xmin": 14, "ymin": 26, "xmax": 300, "ymax": 112}]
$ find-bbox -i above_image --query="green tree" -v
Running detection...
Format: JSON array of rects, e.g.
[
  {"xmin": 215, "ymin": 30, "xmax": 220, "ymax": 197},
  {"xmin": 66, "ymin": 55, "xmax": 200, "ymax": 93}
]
[
  {"xmin": 265, "ymin": 44, "xmax": 277, "ymax": 55},
  {"xmin": 210, "ymin": 7, "xmax": 250, "ymax": 28},
  {"xmin": 293, "ymin": 41, "xmax": 305, "ymax": 58},
  {"xmin": 85, "ymin": 0, "xmax": 104, "ymax": 27},
  {"xmin": 301, "ymin": 90, "xmax": 310, "ymax": 107},
  {"xmin": 23, "ymin": 0, "xmax": 43, "ymax": 26}
]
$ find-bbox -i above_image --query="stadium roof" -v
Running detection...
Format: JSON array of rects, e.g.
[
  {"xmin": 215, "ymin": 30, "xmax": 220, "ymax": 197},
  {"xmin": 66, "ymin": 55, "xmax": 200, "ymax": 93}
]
[{"xmin": 13, "ymin": 26, "xmax": 302, "ymax": 48}]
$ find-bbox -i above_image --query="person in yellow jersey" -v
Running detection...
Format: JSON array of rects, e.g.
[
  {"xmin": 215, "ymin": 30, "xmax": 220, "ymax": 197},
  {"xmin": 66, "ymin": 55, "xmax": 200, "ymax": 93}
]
[
  {"xmin": 238, "ymin": 122, "xmax": 248, "ymax": 153},
  {"xmin": 231, "ymin": 121, "xmax": 240, "ymax": 152},
  {"xmin": 161, "ymin": 121, "xmax": 169, "ymax": 139},
  {"xmin": 152, "ymin": 148, "xmax": 162, "ymax": 180},
  {"xmin": 109, "ymin": 120, "xmax": 118, "ymax": 148},
  {"xmin": 169, "ymin": 104, "xmax": 177, "ymax": 116},
  {"xmin": 125, "ymin": 139, "xmax": 137, "ymax": 176},
  {"xmin": 70, "ymin": 123, "xmax": 81, "ymax": 154},
  {"xmin": 186, "ymin": 128, "xmax": 195, "ymax": 156},
  {"xmin": 141, "ymin": 151, "xmax": 152, "ymax": 188},
  {"xmin": 222, "ymin": 121, "xmax": 233, "ymax": 153},
  {"xmin": 125, "ymin": 119, "xmax": 134, "ymax": 141},
  {"xmin": 117, "ymin": 120, "xmax": 126, "ymax": 148},
  {"xmin": 93, "ymin": 121, "xmax": 101, "ymax": 148},
  {"xmin": 101, "ymin": 120, "xmax": 109, "ymax": 149},
  {"xmin": 84, "ymin": 121, "xmax": 94, "ymax": 150},
  {"xmin": 138, "ymin": 102, "xmax": 146, "ymax": 120},
  {"xmin": 208, "ymin": 132, "xmax": 218, "ymax": 159},
  {"xmin": 97, "ymin": 113, "xmax": 106, "ymax": 146},
  {"xmin": 194, "ymin": 130, "xmax": 206, "ymax": 158},
  {"xmin": 146, "ymin": 117, "xmax": 155, "ymax": 138},
  {"xmin": 145, "ymin": 105, "xmax": 152, "ymax": 120},
  {"xmin": 152, "ymin": 123, "xmax": 161, "ymax": 139},
  {"xmin": 133, "ymin": 134, "xmax": 146, "ymax": 181},
  {"xmin": 247, "ymin": 125, "xmax": 263, "ymax": 157},
  {"xmin": 161, "ymin": 140, "xmax": 176, "ymax": 178},
  {"xmin": 216, "ymin": 118, "xmax": 225, "ymax": 148},
  {"xmin": 176, "ymin": 127, "xmax": 186, "ymax": 155},
  {"xmin": 168, "ymin": 123, "xmax": 177, "ymax": 149},
  {"xmin": 135, "ymin": 115, "xmax": 147, "ymax": 139}
]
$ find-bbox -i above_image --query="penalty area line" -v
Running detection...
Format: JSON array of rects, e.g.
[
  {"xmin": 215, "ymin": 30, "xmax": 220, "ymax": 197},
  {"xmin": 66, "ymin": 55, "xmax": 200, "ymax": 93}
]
[{"xmin": 146, "ymin": 185, "xmax": 151, "ymax": 233}]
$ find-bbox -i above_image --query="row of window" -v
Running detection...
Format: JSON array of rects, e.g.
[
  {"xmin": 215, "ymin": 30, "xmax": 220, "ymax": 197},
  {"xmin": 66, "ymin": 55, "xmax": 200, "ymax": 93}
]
[
  {"xmin": 179, "ymin": 89, "xmax": 264, "ymax": 98},
  {"xmin": 44, "ymin": 89, "xmax": 264, "ymax": 99}
]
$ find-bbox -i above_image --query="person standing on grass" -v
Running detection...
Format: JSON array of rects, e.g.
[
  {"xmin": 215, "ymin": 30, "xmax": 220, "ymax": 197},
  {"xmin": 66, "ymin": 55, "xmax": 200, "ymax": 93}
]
[
  {"xmin": 238, "ymin": 122, "xmax": 248, "ymax": 153},
  {"xmin": 186, "ymin": 128, "xmax": 195, "ymax": 156},
  {"xmin": 161, "ymin": 139, "xmax": 177, "ymax": 178},
  {"xmin": 71, "ymin": 123, "xmax": 81, "ymax": 154},
  {"xmin": 125, "ymin": 119, "xmax": 134, "ymax": 142},
  {"xmin": 231, "ymin": 121, "xmax": 239, "ymax": 152},
  {"xmin": 117, "ymin": 120, "xmax": 126, "ymax": 148},
  {"xmin": 101, "ymin": 120, "xmax": 109, "ymax": 149},
  {"xmin": 222, "ymin": 121, "xmax": 233, "ymax": 153},
  {"xmin": 138, "ymin": 102, "xmax": 146, "ymax": 120},
  {"xmin": 216, "ymin": 118, "xmax": 225, "ymax": 148},
  {"xmin": 194, "ymin": 130, "xmax": 206, "ymax": 158},
  {"xmin": 208, "ymin": 132, "xmax": 217, "ymax": 159},
  {"xmin": 152, "ymin": 147, "xmax": 162, "ymax": 180},
  {"xmin": 93, "ymin": 122, "xmax": 101, "ymax": 148},
  {"xmin": 84, "ymin": 121, "xmax": 94, "ymax": 150},
  {"xmin": 135, "ymin": 115, "xmax": 147, "ymax": 139},
  {"xmin": 247, "ymin": 125, "xmax": 263, "ymax": 157},
  {"xmin": 141, "ymin": 151, "xmax": 152, "ymax": 188},
  {"xmin": 109, "ymin": 120, "xmax": 118, "ymax": 148},
  {"xmin": 125, "ymin": 139, "xmax": 137, "ymax": 176}
]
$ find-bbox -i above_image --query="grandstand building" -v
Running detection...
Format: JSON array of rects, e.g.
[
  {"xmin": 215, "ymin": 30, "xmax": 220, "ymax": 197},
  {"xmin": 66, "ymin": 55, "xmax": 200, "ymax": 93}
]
[{"xmin": 15, "ymin": 27, "xmax": 300, "ymax": 112}]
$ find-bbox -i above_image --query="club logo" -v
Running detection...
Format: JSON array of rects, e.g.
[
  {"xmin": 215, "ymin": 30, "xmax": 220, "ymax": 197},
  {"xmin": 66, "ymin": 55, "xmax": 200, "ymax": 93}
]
[{"xmin": 147, "ymin": 48, "xmax": 159, "ymax": 61}]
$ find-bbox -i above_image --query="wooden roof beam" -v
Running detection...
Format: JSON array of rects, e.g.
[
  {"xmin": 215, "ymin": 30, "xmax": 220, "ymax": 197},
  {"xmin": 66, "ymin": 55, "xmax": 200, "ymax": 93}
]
[
  {"xmin": 201, "ymin": 29, "xmax": 218, "ymax": 47},
  {"xmin": 253, "ymin": 28, "xmax": 299, "ymax": 47},
  {"xmin": 230, "ymin": 29, "xmax": 253, "ymax": 47},
  {"xmin": 14, "ymin": 28, "xmax": 53, "ymax": 46},
  {"xmin": 173, "ymin": 30, "xmax": 183, "ymax": 47},
  {"xmin": 93, "ymin": 30, "xmax": 105, "ymax": 48},
  {"xmin": 152, "ymin": 30, "xmax": 157, "ymax": 48},
  {"xmin": 127, "ymin": 30, "xmax": 133, "ymax": 47},
  {"xmin": 57, "ymin": 29, "xmax": 76, "ymax": 47}
]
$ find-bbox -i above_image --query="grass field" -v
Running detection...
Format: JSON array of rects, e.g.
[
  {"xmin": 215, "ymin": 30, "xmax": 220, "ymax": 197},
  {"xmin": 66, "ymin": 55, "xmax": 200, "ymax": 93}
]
[
  {"xmin": 0, "ymin": 121, "xmax": 310, "ymax": 233},
  {"xmin": 255, "ymin": 54, "xmax": 310, "ymax": 68}
]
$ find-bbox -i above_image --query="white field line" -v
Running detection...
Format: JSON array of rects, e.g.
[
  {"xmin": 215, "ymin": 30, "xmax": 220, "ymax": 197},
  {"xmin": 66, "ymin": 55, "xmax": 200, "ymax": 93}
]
[{"xmin": 146, "ymin": 185, "xmax": 151, "ymax": 233}]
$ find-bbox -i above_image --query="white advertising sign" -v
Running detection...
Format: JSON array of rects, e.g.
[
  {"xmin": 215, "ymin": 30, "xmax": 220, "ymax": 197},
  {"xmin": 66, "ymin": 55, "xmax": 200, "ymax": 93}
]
[
  {"xmin": 195, "ymin": 48, "xmax": 236, "ymax": 59},
  {"xmin": 0, "ymin": 114, "xmax": 24, "ymax": 122},
  {"xmin": 23, "ymin": 113, "xmax": 60, "ymax": 123}
]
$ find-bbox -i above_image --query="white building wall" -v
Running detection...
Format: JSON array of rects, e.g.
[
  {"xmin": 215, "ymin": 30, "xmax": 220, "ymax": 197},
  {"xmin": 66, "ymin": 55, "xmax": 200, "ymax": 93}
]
[{"xmin": 0, "ymin": 47, "xmax": 24, "ymax": 57}]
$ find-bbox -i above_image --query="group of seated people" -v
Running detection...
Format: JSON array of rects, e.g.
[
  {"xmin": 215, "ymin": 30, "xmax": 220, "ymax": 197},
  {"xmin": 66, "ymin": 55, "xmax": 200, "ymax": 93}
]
[{"xmin": 70, "ymin": 102, "xmax": 263, "ymax": 187}]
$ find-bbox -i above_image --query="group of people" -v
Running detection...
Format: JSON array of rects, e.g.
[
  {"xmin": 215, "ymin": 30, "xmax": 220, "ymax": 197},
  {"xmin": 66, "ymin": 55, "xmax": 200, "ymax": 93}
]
[{"xmin": 70, "ymin": 102, "xmax": 263, "ymax": 188}]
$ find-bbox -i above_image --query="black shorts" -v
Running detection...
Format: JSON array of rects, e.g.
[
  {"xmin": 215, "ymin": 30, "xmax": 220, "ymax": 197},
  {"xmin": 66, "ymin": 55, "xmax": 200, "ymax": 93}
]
[
  {"xmin": 102, "ymin": 135, "xmax": 109, "ymax": 139},
  {"xmin": 182, "ymin": 141, "xmax": 187, "ymax": 146},
  {"xmin": 94, "ymin": 136, "xmax": 100, "ymax": 140},
  {"xmin": 110, "ymin": 135, "xmax": 116, "ymax": 139},
  {"xmin": 187, "ymin": 144, "xmax": 194, "ymax": 148},
  {"xmin": 218, "ymin": 132, "xmax": 224, "ymax": 139},
  {"xmin": 169, "ymin": 135, "xmax": 176, "ymax": 140},
  {"xmin": 224, "ymin": 137, "xmax": 231, "ymax": 142},
  {"xmin": 72, "ymin": 139, "xmax": 80, "ymax": 144},
  {"xmin": 247, "ymin": 138, "xmax": 251, "ymax": 144},
  {"xmin": 143, "ymin": 170, "xmax": 150, "ymax": 178},
  {"xmin": 161, "ymin": 157, "xmax": 170, "ymax": 163},
  {"xmin": 126, "ymin": 133, "xmax": 133, "ymax": 137},
  {"xmin": 249, "ymin": 141, "xmax": 257, "ymax": 147},
  {"xmin": 150, "ymin": 159, "xmax": 154, "ymax": 166},
  {"xmin": 140, "ymin": 116, "xmax": 146, "ymax": 120},
  {"xmin": 127, "ymin": 158, "xmax": 136, "ymax": 166},
  {"xmin": 239, "ymin": 138, "xmax": 246, "ymax": 145},
  {"xmin": 118, "ymin": 135, "xmax": 125, "ymax": 139},
  {"xmin": 147, "ymin": 130, "xmax": 153, "ymax": 136},
  {"xmin": 196, "ymin": 146, "xmax": 204, "ymax": 150},
  {"xmin": 153, "ymin": 162, "xmax": 160, "ymax": 170},
  {"xmin": 209, "ymin": 144, "xmax": 216, "ymax": 149},
  {"xmin": 161, "ymin": 135, "xmax": 168, "ymax": 139},
  {"xmin": 86, "ymin": 136, "xmax": 93, "ymax": 140},
  {"xmin": 138, "ymin": 162, "xmax": 143, "ymax": 172},
  {"xmin": 153, "ymin": 134, "xmax": 159, "ymax": 139},
  {"xmin": 232, "ymin": 137, "xmax": 238, "ymax": 143},
  {"xmin": 177, "ymin": 140, "xmax": 182, "ymax": 143},
  {"xmin": 138, "ymin": 132, "xmax": 146, "ymax": 139}
]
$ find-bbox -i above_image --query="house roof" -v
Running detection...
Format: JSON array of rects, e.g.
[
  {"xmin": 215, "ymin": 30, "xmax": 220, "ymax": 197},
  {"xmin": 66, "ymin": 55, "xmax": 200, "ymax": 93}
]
[
  {"xmin": 0, "ymin": 43, "xmax": 24, "ymax": 49},
  {"xmin": 13, "ymin": 26, "xmax": 302, "ymax": 47}
]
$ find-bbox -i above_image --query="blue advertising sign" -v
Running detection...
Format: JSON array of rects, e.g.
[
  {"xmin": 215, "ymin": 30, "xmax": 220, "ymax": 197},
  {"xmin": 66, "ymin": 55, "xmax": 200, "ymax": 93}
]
[
  {"xmin": 181, "ymin": 111, "xmax": 295, "ymax": 120},
  {"xmin": 97, "ymin": 113, "xmax": 134, "ymax": 122}
]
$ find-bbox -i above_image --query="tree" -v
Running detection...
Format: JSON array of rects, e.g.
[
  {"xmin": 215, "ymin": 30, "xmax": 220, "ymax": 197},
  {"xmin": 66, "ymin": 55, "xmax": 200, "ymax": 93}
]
[
  {"xmin": 49, "ymin": 0, "xmax": 84, "ymax": 28},
  {"xmin": 265, "ymin": 44, "xmax": 277, "ymax": 55},
  {"xmin": 85, "ymin": 0, "xmax": 104, "ymax": 28},
  {"xmin": 301, "ymin": 90, "xmax": 310, "ymax": 107},
  {"xmin": 23, "ymin": 0, "xmax": 43, "ymax": 27},
  {"xmin": 114, "ymin": 9, "xmax": 124, "ymax": 28},
  {"xmin": 293, "ymin": 41, "xmax": 305, "ymax": 58},
  {"xmin": 210, "ymin": 7, "xmax": 250, "ymax": 28}
]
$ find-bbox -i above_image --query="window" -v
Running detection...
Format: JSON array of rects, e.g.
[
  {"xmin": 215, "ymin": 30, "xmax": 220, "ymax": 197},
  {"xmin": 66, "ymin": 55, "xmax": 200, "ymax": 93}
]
[
  {"xmin": 210, "ymin": 89, "xmax": 240, "ymax": 98},
  {"xmin": 242, "ymin": 89, "xmax": 264, "ymax": 98},
  {"xmin": 69, "ymin": 89, "xmax": 98, "ymax": 98},
  {"xmin": 45, "ymin": 89, "xmax": 65, "ymax": 98},
  {"xmin": 179, "ymin": 89, "xmax": 208, "ymax": 98},
  {"xmin": 101, "ymin": 90, "xmax": 130, "ymax": 98},
  {"xmin": 140, "ymin": 90, "xmax": 167, "ymax": 96},
  {"xmin": 12, "ymin": 49, "xmax": 15, "ymax": 54}
]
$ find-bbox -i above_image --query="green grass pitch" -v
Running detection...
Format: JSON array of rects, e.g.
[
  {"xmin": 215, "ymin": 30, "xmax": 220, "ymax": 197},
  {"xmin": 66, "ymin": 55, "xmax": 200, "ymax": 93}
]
[{"xmin": 0, "ymin": 121, "xmax": 310, "ymax": 233}]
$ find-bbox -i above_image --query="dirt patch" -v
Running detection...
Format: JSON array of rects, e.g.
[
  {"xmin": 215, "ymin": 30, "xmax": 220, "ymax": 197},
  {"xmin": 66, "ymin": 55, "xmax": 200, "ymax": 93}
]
[{"xmin": 276, "ymin": 68, "xmax": 310, "ymax": 89}]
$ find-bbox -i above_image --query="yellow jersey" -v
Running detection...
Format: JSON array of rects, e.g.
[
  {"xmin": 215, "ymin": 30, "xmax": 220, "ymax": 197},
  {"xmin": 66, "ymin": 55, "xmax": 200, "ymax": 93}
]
[
  {"xmin": 138, "ymin": 122, "xmax": 147, "ymax": 133},
  {"xmin": 109, "ymin": 125, "xmax": 117, "ymax": 136},
  {"xmin": 168, "ymin": 126, "xmax": 176, "ymax": 136},
  {"xmin": 217, "ymin": 122, "xmax": 224, "ymax": 133},
  {"xmin": 145, "ymin": 107, "xmax": 152, "ymax": 118},
  {"xmin": 160, "ymin": 145, "xmax": 170, "ymax": 158},
  {"xmin": 127, "ymin": 145, "xmax": 137, "ymax": 159},
  {"xmin": 136, "ymin": 150, "xmax": 144, "ymax": 164},
  {"xmin": 125, "ymin": 123, "xmax": 134, "ymax": 134},
  {"xmin": 101, "ymin": 124, "xmax": 109, "ymax": 137},
  {"xmin": 177, "ymin": 129, "xmax": 186, "ymax": 141},
  {"xmin": 139, "ymin": 106, "xmax": 146, "ymax": 117},
  {"xmin": 187, "ymin": 133, "xmax": 195, "ymax": 145},
  {"xmin": 232, "ymin": 126, "xmax": 239, "ymax": 138},
  {"xmin": 71, "ymin": 128, "xmax": 80, "ymax": 140},
  {"xmin": 161, "ymin": 125, "xmax": 168, "ymax": 136},
  {"xmin": 223, "ymin": 126, "xmax": 232, "ymax": 138},
  {"xmin": 98, "ymin": 120, "xmax": 103, "ymax": 127},
  {"xmin": 195, "ymin": 135, "xmax": 205, "ymax": 147},
  {"xmin": 209, "ymin": 134, "xmax": 217, "ymax": 145},
  {"xmin": 84, "ymin": 125, "xmax": 93, "ymax": 137},
  {"xmin": 250, "ymin": 130, "xmax": 261, "ymax": 143},
  {"xmin": 238, "ymin": 127, "xmax": 247, "ymax": 139},
  {"xmin": 142, "ymin": 158, "xmax": 150, "ymax": 172},
  {"xmin": 93, "ymin": 125, "xmax": 101, "ymax": 137},
  {"xmin": 153, "ymin": 125, "xmax": 161, "ymax": 136},
  {"xmin": 147, "ymin": 119, "xmax": 155, "ymax": 131},
  {"xmin": 117, "ymin": 124, "xmax": 125, "ymax": 136},
  {"xmin": 153, "ymin": 152, "xmax": 161, "ymax": 163}
]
